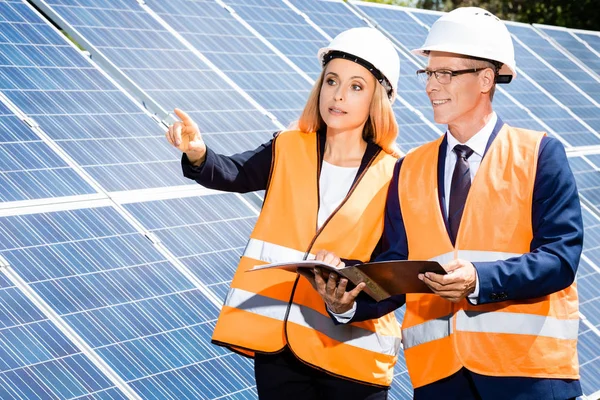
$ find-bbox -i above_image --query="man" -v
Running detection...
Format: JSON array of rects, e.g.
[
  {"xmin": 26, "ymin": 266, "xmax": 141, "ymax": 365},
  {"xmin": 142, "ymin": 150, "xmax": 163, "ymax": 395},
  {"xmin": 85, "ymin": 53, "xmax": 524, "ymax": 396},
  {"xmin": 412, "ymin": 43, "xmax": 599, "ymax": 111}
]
[{"xmin": 316, "ymin": 7, "xmax": 583, "ymax": 400}]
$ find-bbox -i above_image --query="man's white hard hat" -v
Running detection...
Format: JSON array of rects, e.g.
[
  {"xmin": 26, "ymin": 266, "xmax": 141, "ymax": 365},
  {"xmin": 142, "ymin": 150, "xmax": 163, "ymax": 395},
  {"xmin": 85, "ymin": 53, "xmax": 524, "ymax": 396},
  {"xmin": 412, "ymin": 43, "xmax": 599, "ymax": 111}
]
[{"xmin": 412, "ymin": 7, "xmax": 517, "ymax": 83}]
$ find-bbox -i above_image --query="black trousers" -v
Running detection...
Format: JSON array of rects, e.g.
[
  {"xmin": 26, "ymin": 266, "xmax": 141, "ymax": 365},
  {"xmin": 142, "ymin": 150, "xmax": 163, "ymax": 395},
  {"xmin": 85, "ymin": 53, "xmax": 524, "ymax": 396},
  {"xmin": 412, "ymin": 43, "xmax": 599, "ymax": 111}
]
[{"xmin": 254, "ymin": 347, "xmax": 388, "ymax": 400}]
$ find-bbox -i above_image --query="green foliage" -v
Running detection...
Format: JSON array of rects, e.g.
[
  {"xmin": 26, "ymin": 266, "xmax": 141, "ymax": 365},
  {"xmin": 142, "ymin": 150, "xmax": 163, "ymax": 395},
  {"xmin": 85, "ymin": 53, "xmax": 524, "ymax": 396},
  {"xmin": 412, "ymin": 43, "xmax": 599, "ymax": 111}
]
[{"xmin": 365, "ymin": 0, "xmax": 600, "ymax": 30}]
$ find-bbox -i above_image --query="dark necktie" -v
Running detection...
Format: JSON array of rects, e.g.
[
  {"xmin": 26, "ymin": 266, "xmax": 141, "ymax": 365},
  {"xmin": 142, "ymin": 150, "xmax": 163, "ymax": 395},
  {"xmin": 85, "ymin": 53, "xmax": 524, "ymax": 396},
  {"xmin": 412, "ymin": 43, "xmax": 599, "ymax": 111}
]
[{"xmin": 448, "ymin": 144, "xmax": 474, "ymax": 245}]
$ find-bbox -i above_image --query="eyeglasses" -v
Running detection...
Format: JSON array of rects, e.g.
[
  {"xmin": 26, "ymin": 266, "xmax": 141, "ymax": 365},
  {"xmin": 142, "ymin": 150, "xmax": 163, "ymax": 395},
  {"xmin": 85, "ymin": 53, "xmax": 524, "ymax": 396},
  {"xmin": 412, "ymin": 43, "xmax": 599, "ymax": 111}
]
[{"xmin": 416, "ymin": 68, "xmax": 487, "ymax": 85}]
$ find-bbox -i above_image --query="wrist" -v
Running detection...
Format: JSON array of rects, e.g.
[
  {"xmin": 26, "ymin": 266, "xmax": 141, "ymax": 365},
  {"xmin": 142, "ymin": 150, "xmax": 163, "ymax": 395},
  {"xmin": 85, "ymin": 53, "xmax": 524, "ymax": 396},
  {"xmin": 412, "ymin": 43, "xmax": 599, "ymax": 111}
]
[{"xmin": 186, "ymin": 150, "xmax": 206, "ymax": 166}]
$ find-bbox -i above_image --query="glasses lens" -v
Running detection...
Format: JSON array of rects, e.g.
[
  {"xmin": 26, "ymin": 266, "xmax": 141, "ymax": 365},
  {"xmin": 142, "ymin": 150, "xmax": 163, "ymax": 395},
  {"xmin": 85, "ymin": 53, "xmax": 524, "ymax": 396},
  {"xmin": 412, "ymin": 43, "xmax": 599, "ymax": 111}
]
[{"xmin": 436, "ymin": 71, "xmax": 452, "ymax": 84}]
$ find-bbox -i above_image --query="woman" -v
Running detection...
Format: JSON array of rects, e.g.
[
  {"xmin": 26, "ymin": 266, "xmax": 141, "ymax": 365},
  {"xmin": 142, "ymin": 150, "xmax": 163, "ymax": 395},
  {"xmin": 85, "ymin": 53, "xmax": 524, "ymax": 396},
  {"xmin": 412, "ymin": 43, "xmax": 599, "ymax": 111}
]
[{"xmin": 166, "ymin": 27, "xmax": 401, "ymax": 400}]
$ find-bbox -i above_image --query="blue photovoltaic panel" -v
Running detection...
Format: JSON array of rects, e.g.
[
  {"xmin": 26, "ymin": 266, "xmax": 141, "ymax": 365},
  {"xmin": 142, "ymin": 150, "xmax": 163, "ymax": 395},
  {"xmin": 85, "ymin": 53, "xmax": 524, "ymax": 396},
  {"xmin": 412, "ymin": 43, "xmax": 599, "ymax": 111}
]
[
  {"xmin": 506, "ymin": 25, "xmax": 600, "ymax": 137},
  {"xmin": 507, "ymin": 24, "xmax": 600, "ymax": 104},
  {"xmin": 218, "ymin": 0, "xmax": 329, "ymax": 80},
  {"xmin": 537, "ymin": 27, "xmax": 600, "ymax": 75},
  {"xmin": 404, "ymin": 7, "xmax": 600, "ymax": 147},
  {"xmin": 41, "ymin": 0, "xmax": 278, "ymax": 155},
  {"xmin": 575, "ymin": 32, "xmax": 600, "ymax": 55},
  {"xmin": 0, "ymin": 0, "xmax": 188, "ymax": 192},
  {"xmin": 0, "ymin": 207, "xmax": 256, "ymax": 399},
  {"xmin": 0, "ymin": 272, "xmax": 127, "ymax": 400},
  {"xmin": 288, "ymin": 0, "xmax": 442, "ymax": 152},
  {"xmin": 578, "ymin": 207, "xmax": 600, "ymax": 396},
  {"xmin": 0, "ymin": 101, "xmax": 96, "ymax": 202},
  {"xmin": 143, "ymin": 0, "xmax": 312, "ymax": 126},
  {"xmin": 123, "ymin": 194, "xmax": 257, "ymax": 299},
  {"xmin": 568, "ymin": 156, "xmax": 600, "ymax": 210}
]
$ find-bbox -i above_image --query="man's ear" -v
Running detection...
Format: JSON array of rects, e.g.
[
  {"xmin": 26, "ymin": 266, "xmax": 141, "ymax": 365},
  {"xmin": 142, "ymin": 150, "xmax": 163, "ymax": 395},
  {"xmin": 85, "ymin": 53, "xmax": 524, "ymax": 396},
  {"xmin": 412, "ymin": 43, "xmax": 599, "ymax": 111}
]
[{"xmin": 481, "ymin": 68, "xmax": 496, "ymax": 94}]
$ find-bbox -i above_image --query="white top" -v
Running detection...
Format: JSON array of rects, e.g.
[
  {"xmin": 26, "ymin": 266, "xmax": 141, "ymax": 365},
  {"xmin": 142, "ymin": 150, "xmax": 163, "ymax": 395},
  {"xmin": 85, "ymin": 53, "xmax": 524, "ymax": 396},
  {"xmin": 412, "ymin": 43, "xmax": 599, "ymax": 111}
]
[{"xmin": 317, "ymin": 160, "xmax": 359, "ymax": 229}]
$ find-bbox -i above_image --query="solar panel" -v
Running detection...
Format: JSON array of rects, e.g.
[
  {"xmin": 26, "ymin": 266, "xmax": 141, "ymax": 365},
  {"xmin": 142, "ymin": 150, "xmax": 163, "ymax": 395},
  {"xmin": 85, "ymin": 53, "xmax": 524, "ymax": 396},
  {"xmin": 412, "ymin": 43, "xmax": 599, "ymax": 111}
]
[
  {"xmin": 568, "ymin": 155, "xmax": 600, "ymax": 210},
  {"xmin": 0, "ymin": 100, "xmax": 97, "ymax": 203},
  {"xmin": 222, "ymin": 0, "xmax": 441, "ymax": 152},
  {"xmin": 0, "ymin": 205, "xmax": 257, "ymax": 399},
  {"xmin": 506, "ymin": 23, "xmax": 600, "ymax": 105},
  {"xmin": 34, "ymin": 0, "xmax": 279, "ymax": 155},
  {"xmin": 140, "ymin": 0, "xmax": 312, "ymax": 127},
  {"xmin": 535, "ymin": 25, "xmax": 600, "ymax": 76},
  {"xmin": 0, "ymin": 1, "xmax": 597, "ymax": 399},
  {"xmin": 574, "ymin": 31, "xmax": 600, "ymax": 56},
  {"xmin": 0, "ymin": 0, "xmax": 188, "ymax": 192},
  {"xmin": 0, "ymin": 270, "xmax": 128, "ymax": 400},
  {"xmin": 578, "ymin": 205, "xmax": 600, "ymax": 397}
]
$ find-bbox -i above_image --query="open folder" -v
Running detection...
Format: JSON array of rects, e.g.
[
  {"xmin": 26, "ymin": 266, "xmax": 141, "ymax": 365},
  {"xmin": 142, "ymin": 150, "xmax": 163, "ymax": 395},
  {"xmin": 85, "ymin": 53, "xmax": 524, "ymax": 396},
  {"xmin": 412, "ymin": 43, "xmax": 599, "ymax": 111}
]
[{"xmin": 247, "ymin": 260, "xmax": 446, "ymax": 301}]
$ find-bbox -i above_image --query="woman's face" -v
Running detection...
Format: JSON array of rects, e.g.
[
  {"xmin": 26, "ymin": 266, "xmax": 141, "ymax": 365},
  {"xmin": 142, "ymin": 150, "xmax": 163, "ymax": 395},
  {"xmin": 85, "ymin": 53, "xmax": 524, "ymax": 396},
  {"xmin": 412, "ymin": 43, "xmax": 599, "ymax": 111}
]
[{"xmin": 319, "ymin": 58, "xmax": 377, "ymax": 133}]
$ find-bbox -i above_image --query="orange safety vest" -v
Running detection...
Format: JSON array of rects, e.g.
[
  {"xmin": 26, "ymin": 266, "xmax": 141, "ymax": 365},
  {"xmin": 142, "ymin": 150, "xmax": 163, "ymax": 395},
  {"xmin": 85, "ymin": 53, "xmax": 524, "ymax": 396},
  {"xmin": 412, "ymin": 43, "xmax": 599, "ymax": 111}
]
[
  {"xmin": 212, "ymin": 130, "xmax": 402, "ymax": 386},
  {"xmin": 398, "ymin": 124, "xmax": 579, "ymax": 388}
]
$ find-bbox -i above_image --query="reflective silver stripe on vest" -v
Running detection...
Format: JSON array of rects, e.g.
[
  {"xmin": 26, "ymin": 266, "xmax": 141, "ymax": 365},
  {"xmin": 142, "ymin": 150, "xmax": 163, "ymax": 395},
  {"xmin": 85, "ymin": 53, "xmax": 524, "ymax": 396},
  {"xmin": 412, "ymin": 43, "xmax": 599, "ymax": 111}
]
[
  {"xmin": 401, "ymin": 314, "xmax": 452, "ymax": 349},
  {"xmin": 456, "ymin": 310, "xmax": 579, "ymax": 340},
  {"xmin": 225, "ymin": 288, "xmax": 401, "ymax": 356},
  {"xmin": 243, "ymin": 238, "xmax": 315, "ymax": 263},
  {"xmin": 428, "ymin": 250, "xmax": 523, "ymax": 265}
]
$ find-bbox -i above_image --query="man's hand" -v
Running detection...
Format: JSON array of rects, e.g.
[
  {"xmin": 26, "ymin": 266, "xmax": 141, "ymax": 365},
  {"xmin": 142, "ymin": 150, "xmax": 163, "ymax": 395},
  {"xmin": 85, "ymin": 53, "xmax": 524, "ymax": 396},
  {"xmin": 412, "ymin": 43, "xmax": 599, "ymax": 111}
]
[
  {"xmin": 419, "ymin": 259, "xmax": 477, "ymax": 303},
  {"xmin": 312, "ymin": 250, "xmax": 365, "ymax": 314}
]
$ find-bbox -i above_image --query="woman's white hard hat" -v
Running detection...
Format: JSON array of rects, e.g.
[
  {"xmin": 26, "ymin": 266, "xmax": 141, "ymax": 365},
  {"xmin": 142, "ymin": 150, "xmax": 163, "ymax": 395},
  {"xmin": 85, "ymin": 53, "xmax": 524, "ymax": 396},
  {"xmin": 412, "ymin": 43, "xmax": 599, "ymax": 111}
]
[
  {"xmin": 412, "ymin": 7, "xmax": 517, "ymax": 83},
  {"xmin": 318, "ymin": 27, "xmax": 401, "ymax": 102}
]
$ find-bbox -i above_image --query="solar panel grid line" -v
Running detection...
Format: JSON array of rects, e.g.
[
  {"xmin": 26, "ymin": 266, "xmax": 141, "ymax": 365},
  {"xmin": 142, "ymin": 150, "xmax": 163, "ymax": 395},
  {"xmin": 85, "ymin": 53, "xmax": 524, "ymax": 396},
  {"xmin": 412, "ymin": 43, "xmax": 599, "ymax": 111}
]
[
  {"xmin": 580, "ymin": 253, "xmax": 600, "ymax": 275},
  {"xmin": 100, "ymin": 203, "xmax": 227, "ymax": 308},
  {"xmin": 487, "ymin": 83, "xmax": 573, "ymax": 148},
  {"xmin": 532, "ymin": 24, "xmax": 600, "ymax": 74},
  {"xmin": 0, "ymin": 90, "xmax": 112, "ymax": 197},
  {"xmin": 2, "ymin": 0, "xmax": 193, "ymax": 192},
  {"xmin": 29, "ymin": 0, "xmax": 173, "ymax": 121},
  {"xmin": 137, "ymin": 2, "xmax": 286, "ymax": 130},
  {"xmin": 108, "ymin": 185, "xmax": 224, "ymax": 206},
  {"xmin": 211, "ymin": 0, "xmax": 314, "ymax": 85},
  {"xmin": 282, "ymin": 0, "xmax": 336, "ymax": 43},
  {"xmin": 523, "ymin": 24, "xmax": 600, "ymax": 84},
  {"xmin": 568, "ymin": 31, "xmax": 600, "ymax": 59},
  {"xmin": 506, "ymin": 25, "xmax": 600, "ymax": 108},
  {"xmin": 0, "ymin": 261, "xmax": 142, "ymax": 400}
]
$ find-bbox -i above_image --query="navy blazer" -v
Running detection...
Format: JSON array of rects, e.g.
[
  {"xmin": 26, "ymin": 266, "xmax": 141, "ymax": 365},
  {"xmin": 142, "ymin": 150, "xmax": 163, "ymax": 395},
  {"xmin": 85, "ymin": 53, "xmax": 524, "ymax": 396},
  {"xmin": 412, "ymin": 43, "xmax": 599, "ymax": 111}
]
[{"xmin": 350, "ymin": 118, "xmax": 583, "ymax": 399}]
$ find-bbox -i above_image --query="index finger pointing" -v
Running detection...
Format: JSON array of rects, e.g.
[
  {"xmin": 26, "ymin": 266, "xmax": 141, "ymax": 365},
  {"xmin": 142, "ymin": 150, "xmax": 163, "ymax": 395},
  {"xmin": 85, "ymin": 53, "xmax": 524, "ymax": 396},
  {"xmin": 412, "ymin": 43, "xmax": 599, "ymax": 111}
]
[{"xmin": 174, "ymin": 108, "xmax": 193, "ymax": 125}]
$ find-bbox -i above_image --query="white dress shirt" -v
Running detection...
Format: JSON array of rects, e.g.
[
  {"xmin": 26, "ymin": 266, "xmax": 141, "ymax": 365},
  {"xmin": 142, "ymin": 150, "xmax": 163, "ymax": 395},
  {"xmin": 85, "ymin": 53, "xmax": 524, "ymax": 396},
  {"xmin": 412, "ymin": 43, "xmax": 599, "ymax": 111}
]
[
  {"xmin": 331, "ymin": 113, "xmax": 498, "ymax": 322},
  {"xmin": 445, "ymin": 112, "xmax": 497, "ymax": 304}
]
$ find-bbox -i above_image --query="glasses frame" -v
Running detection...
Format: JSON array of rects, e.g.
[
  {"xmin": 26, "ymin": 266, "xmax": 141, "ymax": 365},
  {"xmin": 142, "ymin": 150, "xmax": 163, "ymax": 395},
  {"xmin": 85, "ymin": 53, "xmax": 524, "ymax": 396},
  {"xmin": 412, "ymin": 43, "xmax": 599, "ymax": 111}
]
[{"xmin": 416, "ymin": 68, "xmax": 488, "ymax": 84}]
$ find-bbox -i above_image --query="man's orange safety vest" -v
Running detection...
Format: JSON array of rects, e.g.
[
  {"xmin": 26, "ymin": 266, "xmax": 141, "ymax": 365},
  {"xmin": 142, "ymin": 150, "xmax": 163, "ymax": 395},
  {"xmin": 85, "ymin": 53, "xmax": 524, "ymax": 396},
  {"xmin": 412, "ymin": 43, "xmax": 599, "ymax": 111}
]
[
  {"xmin": 212, "ymin": 130, "xmax": 402, "ymax": 386},
  {"xmin": 398, "ymin": 125, "xmax": 579, "ymax": 388}
]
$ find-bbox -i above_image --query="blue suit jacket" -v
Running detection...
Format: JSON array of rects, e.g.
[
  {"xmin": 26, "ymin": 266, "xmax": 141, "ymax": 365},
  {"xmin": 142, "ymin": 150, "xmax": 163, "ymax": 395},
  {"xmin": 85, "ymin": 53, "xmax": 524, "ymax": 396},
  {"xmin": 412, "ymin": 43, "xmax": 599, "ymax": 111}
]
[{"xmin": 350, "ymin": 118, "xmax": 583, "ymax": 399}]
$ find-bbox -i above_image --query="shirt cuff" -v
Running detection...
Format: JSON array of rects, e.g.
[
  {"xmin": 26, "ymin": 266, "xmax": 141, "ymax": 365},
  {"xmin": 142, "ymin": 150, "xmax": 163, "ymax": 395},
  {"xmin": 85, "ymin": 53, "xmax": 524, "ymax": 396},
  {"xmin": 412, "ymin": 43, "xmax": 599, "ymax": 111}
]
[
  {"xmin": 329, "ymin": 301, "xmax": 357, "ymax": 324},
  {"xmin": 468, "ymin": 273, "xmax": 480, "ymax": 305}
]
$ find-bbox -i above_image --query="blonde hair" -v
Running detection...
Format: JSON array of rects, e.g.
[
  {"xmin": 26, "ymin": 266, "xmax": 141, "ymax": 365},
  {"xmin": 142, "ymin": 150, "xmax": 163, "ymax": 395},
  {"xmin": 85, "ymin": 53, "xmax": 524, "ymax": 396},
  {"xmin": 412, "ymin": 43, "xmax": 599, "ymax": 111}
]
[{"xmin": 297, "ymin": 70, "xmax": 399, "ymax": 156}]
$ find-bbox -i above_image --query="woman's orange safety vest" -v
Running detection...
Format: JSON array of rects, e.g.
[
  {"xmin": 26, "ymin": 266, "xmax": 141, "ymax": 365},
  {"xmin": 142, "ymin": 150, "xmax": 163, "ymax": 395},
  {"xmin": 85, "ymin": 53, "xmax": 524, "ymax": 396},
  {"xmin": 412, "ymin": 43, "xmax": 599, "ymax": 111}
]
[
  {"xmin": 398, "ymin": 125, "xmax": 579, "ymax": 388},
  {"xmin": 212, "ymin": 130, "xmax": 402, "ymax": 386}
]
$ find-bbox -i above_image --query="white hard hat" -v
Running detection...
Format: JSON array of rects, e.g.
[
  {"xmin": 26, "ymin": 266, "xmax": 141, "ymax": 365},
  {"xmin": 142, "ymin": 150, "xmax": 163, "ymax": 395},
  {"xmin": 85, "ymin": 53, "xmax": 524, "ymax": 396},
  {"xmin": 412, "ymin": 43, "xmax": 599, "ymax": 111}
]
[
  {"xmin": 412, "ymin": 7, "xmax": 516, "ymax": 83},
  {"xmin": 318, "ymin": 27, "xmax": 400, "ymax": 102}
]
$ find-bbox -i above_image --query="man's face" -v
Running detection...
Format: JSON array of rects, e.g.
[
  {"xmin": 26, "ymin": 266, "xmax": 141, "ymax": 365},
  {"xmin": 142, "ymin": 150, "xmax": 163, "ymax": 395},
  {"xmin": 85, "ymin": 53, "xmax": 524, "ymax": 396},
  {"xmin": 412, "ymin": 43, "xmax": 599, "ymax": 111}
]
[{"xmin": 425, "ymin": 51, "xmax": 485, "ymax": 126}]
